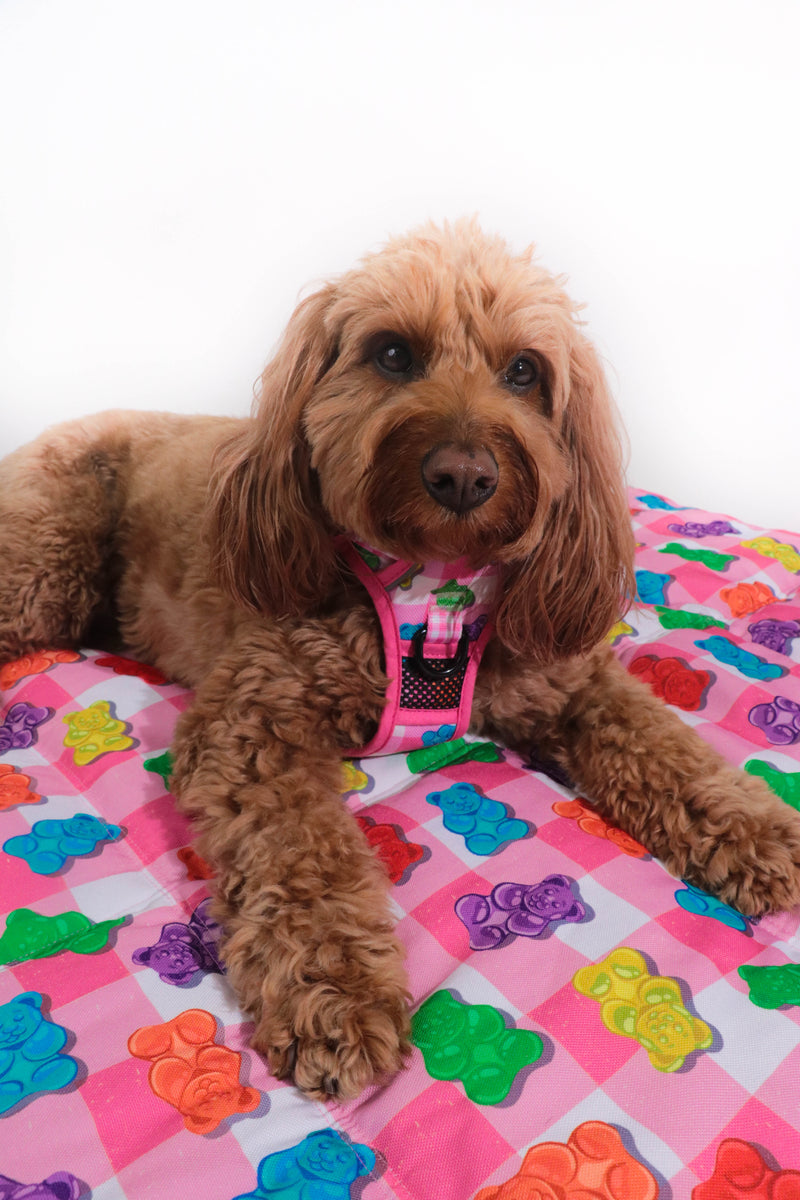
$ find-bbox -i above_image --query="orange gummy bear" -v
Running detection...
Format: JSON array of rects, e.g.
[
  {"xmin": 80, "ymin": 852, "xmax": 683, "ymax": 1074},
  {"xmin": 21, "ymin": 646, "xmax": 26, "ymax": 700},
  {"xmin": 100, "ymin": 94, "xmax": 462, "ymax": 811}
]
[
  {"xmin": 0, "ymin": 648, "xmax": 81, "ymax": 690},
  {"xmin": 128, "ymin": 1008, "xmax": 260, "ymax": 1134},
  {"xmin": 0, "ymin": 764, "xmax": 40, "ymax": 811},
  {"xmin": 475, "ymin": 1120, "xmax": 658, "ymax": 1200},
  {"xmin": 552, "ymin": 798, "xmax": 648, "ymax": 858},
  {"xmin": 720, "ymin": 582, "xmax": 778, "ymax": 619}
]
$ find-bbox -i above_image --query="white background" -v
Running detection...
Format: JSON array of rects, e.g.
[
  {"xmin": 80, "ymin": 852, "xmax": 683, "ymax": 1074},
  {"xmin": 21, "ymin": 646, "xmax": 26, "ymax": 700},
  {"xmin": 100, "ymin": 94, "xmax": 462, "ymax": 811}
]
[{"xmin": 1, "ymin": 0, "xmax": 798, "ymax": 530}]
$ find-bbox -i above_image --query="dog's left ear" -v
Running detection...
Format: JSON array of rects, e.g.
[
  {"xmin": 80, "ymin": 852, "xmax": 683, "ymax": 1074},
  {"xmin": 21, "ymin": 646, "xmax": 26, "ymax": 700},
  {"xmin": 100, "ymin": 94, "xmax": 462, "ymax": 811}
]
[
  {"xmin": 207, "ymin": 284, "xmax": 341, "ymax": 616},
  {"xmin": 496, "ymin": 331, "xmax": 636, "ymax": 662}
]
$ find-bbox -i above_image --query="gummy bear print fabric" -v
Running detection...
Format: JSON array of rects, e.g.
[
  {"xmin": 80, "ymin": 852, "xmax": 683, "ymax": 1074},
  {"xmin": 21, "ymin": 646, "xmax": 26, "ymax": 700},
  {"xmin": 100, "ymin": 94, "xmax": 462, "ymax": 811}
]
[
  {"xmin": 473, "ymin": 1120, "xmax": 660, "ymax": 1200},
  {"xmin": 5, "ymin": 488, "xmax": 800, "ymax": 1197},
  {"xmin": 127, "ymin": 1008, "xmax": 261, "ymax": 1134},
  {"xmin": 0, "ymin": 991, "xmax": 79, "ymax": 1115},
  {"xmin": 231, "ymin": 1129, "xmax": 377, "ymax": 1199}
]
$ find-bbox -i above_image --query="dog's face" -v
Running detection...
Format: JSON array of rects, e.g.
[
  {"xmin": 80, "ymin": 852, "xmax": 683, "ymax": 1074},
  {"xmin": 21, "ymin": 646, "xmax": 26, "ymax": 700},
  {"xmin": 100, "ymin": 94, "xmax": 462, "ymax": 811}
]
[
  {"xmin": 211, "ymin": 222, "xmax": 635, "ymax": 661},
  {"xmin": 300, "ymin": 231, "xmax": 572, "ymax": 567}
]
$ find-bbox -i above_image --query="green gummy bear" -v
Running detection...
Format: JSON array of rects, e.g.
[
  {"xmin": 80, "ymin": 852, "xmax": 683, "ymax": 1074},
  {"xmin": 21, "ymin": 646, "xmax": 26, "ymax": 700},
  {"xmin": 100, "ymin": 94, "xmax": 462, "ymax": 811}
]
[
  {"xmin": 144, "ymin": 750, "xmax": 174, "ymax": 786},
  {"xmin": 431, "ymin": 580, "xmax": 475, "ymax": 611},
  {"xmin": 745, "ymin": 761, "xmax": 800, "ymax": 812},
  {"xmin": 406, "ymin": 737, "xmax": 502, "ymax": 774},
  {"xmin": 654, "ymin": 606, "xmax": 726, "ymax": 631},
  {"xmin": 353, "ymin": 543, "xmax": 381, "ymax": 571},
  {"xmin": 0, "ymin": 907, "xmax": 126, "ymax": 964},
  {"xmin": 739, "ymin": 962, "xmax": 800, "ymax": 1009},
  {"xmin": 411, "ymin": 989, "xmax": 543, "ymax": 1105},
  {"xmin": 659, "ymin": 543, "xmax": 737, "ymax": 571}
]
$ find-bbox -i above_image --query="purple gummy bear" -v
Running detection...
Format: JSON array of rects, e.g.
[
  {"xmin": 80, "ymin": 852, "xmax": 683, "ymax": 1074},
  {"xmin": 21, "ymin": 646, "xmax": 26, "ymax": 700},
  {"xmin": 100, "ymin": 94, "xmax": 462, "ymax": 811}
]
[
  {"xmin": 748, "ymin": 695, "xmax": 800, "ymax": 746},
  {"xmin": 464, "ymin": 614, "xmax": 488, "ymax": 642},
  {"xmin": 0, "ymin": 703, "xmax": 51, "ymax": 753},
  {"xmin": 523, "ymin": 749, "xmax": 574, "ymax": 790},
  {"xmin": 749, "ymin": 618, "xmax": 800, "ymax": 656},
  {"xmin": 667, "ymin": 520, "xmax": 737, "ymax": 538},
  {"xmin": 132, "ymin": 897, "xmax": 224, "ymax": 984},
  {"xmin": 455, "ymin": 874, "xmax": 586, "ymax": 949},
  {"xmin": 0, "ymin": 1172, "xmax": 84, "ymax": 1199}
]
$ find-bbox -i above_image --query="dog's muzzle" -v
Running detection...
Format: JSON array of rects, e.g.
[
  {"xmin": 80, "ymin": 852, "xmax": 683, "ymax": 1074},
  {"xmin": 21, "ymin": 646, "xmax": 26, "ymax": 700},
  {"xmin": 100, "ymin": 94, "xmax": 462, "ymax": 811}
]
[{"xmin": 421, "ymin": 444, "xmax": 498, "ymax": 514}]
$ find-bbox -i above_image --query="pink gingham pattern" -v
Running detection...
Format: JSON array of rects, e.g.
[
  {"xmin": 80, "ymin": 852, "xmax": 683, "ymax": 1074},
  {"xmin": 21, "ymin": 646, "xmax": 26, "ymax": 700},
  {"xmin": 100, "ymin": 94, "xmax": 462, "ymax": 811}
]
[{"xmin": 3, "ymin": 489, "xmax": 800, "ymax": 1197}]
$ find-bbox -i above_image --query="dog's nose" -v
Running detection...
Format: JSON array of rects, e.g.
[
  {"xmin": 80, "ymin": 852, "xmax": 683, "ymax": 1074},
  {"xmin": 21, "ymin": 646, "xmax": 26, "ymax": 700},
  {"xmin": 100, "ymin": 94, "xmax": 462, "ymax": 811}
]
[{"xmin": 421, "ymin": 444, "xmax": 499, "ymax": 513}]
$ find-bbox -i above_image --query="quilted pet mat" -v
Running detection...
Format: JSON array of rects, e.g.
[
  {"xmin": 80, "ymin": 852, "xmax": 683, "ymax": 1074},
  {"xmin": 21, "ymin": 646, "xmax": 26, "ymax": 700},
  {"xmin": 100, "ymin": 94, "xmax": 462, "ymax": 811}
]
[{"xmin": 3, "ymin": 489, "xmax": 800, "ymax": 1198}]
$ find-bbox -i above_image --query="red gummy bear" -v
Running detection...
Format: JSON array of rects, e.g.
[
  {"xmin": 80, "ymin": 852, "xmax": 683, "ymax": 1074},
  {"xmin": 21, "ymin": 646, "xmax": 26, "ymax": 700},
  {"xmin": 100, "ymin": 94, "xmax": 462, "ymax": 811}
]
[
  {"xmin": 128, "ymin": 1008, "xmax": 260, "ymax": 1134},
  {"xmin": 355, "ymin": 815, "xmax": 424, "ymax": 883},
  {"xmin": 475, "ymin": 1120, "xmax": 658, "ymax": 1200},
  {"xmin": 694, "ymin": 1139, "xmax": 800, "ymax": 1199},
  {"xmin": 628, "ymin": 654, "xmax": 710, "ymax": 711},
  {"xmin": 177, "ymin": 846, "xmax": 215, "ymax": 880},
  {"xmin": 95, "ymin": 653, "xmax": 168, "ymax": 685}
]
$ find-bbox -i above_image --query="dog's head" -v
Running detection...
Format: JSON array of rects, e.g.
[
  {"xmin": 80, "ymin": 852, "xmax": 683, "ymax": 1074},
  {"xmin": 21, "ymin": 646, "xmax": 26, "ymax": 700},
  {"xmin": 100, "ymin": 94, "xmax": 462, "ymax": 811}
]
[{"xmin": 210, "ymin": 221, "xmax": 635, "ymax": 662}]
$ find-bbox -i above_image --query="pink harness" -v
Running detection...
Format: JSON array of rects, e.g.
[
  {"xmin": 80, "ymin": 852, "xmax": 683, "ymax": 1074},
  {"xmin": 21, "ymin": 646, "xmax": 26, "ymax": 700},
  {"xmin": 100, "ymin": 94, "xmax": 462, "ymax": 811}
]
[{"xmin": 337, "ymin": 537, "xmax": 499, "ymax": 756}]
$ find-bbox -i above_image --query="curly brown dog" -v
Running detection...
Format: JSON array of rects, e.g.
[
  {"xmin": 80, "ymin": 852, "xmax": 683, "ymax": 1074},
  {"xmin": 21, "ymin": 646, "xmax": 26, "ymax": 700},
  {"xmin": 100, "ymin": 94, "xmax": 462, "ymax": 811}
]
[{"xmin": 2, "ymin": 221, "xmax": 800, "ymax": 1101}]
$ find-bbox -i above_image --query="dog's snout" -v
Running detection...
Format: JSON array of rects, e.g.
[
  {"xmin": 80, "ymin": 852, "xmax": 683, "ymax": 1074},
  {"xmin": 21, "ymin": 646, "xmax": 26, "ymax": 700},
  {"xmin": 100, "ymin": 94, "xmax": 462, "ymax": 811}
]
[{"xmin": 421, "ymin": 444, "xmax": 499, "ymax": 514}]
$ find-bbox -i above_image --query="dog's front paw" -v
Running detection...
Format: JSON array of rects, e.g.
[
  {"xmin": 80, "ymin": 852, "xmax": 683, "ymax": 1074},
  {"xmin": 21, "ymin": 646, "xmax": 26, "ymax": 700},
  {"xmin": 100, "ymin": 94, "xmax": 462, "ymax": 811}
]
[
  {"xmin": 688, "ymin": 773, "xmax": 800, "ymax": 917},
  {"xmin": 255, "ymin": 978, "xmax": 411, "ymax": 1101}
]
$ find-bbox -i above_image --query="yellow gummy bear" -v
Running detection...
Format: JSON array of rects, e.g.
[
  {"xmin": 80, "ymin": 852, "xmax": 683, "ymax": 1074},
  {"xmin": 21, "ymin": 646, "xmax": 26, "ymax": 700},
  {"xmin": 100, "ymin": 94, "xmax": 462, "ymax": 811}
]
[
  {"xmin": 340, "ymin": 759, "xmax": 370, "ymax": 793},
  {"xmin": 63, "ymin": 700, "xmax": 135, "ymax": 766},
  {"xmin": 742, "ymin": 536, "xmax": 800, "ymax": 573},
  {"xmin": 573, "ymin": 947, "xmax": 712, "ymax": 1072},
  {"xmin": 606, "ymin": 620, "xmax": 634, "ymax": 644}
]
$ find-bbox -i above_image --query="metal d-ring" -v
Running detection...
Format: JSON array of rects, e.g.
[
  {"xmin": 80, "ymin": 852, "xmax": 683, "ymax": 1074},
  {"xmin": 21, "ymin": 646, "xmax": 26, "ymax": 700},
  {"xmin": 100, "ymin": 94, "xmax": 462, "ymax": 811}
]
[{"xmin": 410, "ymin": 624, "xmax": 470, "ymax": 682}]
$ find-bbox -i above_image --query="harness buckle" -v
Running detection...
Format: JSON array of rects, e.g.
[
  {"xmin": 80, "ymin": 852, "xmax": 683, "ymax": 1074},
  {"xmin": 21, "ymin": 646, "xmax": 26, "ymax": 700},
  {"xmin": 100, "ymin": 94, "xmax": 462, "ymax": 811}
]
[{"xmin": 410, "ymin": 625, "xmax": 470, "ymax": 682}]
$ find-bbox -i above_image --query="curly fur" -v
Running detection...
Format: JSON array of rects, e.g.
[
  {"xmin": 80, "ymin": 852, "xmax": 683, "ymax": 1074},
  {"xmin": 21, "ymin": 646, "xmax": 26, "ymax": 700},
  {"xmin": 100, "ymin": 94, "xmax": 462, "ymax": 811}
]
[{"xmin": 2, "ymin": 220, "xmax": 800, "ymax": 1101}]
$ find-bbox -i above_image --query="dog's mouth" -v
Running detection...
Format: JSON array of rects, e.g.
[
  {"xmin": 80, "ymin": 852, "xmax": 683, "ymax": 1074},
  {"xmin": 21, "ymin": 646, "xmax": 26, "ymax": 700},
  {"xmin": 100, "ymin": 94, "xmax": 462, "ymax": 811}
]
[{"xmin": 356, "ymin": 431, "xmax": 540, "ymax": 566}]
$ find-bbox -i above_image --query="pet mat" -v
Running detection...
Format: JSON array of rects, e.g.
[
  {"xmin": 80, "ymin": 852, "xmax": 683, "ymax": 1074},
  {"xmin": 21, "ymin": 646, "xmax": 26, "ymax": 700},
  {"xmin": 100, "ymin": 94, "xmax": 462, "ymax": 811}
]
[{"xmin": 3, "ymin": 488, "xmax": 800, "ymax": 1199}]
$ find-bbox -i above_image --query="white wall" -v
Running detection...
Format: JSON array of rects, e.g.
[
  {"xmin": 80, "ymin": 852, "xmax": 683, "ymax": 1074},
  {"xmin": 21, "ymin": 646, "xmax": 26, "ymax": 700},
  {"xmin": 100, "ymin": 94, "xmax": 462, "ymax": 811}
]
[{"xmin": 1, "ymin": 0, "xmax": 798, "ymax": 530}]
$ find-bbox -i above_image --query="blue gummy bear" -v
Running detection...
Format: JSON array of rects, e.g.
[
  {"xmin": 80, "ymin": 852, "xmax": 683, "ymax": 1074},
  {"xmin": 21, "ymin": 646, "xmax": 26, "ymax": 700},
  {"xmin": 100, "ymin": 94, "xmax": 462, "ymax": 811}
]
[
  {"xmin": 421, "ymin": 724, "xmax": 456, "ymax": 747},
  {"xmin": 399, "ymin": 621, "xmax": 425, "ymax": 639},
  {"xmin": 231, "ymin": 1129, "xmax": 376, "ymax": 1199},
  {"xmin": 0, "ymin": 991, "xmax": 78, "ymax": 1115},
  {"xmin": 635, "ymin": 569, "xmax": 671, "ymax": 606},
  {"xmin": 674, "ymin": 881, "xmax": 749, "ymax": 932},
  {"xmin": 3, "ymin": 813, "xmax": 123, "ymax": 876},
  {"xmin": 635, "ymin": 493, "xmax": 683, "ymax": 510},
  {"xmin": 694, "ymin": 635, "xmax": 783, "ymax": 682},
  {"xmin": 426, "ymin": 782, "xmax": 529, "ymax": 854}
]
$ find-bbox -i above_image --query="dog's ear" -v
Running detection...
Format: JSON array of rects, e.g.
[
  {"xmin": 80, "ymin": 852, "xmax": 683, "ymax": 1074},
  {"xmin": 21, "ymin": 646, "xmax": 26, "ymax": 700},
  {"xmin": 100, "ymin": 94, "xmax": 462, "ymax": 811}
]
[
  {"xmin": 207, "ymin": 284, "xmax": 341, "ymax": 615},
  {"xmin": 496, "ymin": 332, "xmax": 635, "ymax": 661}
]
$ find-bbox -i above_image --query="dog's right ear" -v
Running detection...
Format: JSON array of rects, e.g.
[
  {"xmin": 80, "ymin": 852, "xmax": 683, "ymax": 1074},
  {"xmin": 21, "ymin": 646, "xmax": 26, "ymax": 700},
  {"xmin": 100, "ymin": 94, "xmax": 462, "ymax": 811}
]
[{"xmin": 207, "ymin": 284, "xmax": 341, "ymax": 616}]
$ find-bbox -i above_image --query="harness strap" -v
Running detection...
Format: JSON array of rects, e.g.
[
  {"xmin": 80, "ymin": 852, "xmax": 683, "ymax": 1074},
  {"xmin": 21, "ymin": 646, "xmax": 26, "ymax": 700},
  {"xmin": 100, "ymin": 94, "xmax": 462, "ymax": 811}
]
[{"xmin": 336, "ymin": 536, "xmax": 499, "ymax": 756}]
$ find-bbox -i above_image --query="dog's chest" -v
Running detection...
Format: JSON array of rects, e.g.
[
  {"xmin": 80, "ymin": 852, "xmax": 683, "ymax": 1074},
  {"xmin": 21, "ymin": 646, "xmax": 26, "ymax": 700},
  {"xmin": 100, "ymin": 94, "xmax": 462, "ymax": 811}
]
[{"xmin": 332, "ymin": 554, "xmax": 497, "ymax": 757}]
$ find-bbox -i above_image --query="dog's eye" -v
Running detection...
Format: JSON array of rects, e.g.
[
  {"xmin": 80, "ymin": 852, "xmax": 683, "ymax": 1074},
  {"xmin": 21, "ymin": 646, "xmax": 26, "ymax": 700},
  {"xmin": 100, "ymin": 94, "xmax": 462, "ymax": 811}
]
[
  {"xmin": 504, "ymin": 354, "xmax": 541, "ymax": 393},
  {"xmin": 374, "ymin": 340, "xmax": 414, "ymax": 380}
]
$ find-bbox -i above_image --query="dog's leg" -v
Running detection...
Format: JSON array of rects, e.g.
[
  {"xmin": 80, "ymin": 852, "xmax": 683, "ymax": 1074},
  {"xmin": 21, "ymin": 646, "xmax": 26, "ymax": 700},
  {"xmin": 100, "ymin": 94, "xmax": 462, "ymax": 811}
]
[
  {"xmin": 169, "ymin": 621, "xmax": 410, "ymax": 1101},
  {"xmin": 476, "ymin": 644, "xmax": 800, "ymax": 916},
  {"xmin": 0, "ymin": 428, "xmax": 119, "ymax": 663}
]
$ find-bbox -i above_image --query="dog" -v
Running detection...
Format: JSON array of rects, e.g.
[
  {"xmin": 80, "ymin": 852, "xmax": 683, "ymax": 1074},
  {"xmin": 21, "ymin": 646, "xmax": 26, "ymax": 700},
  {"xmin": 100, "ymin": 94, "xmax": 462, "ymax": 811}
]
[{"xmin": 2, "ymin": 221, "xmax": 800, "ymax": 1101}]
